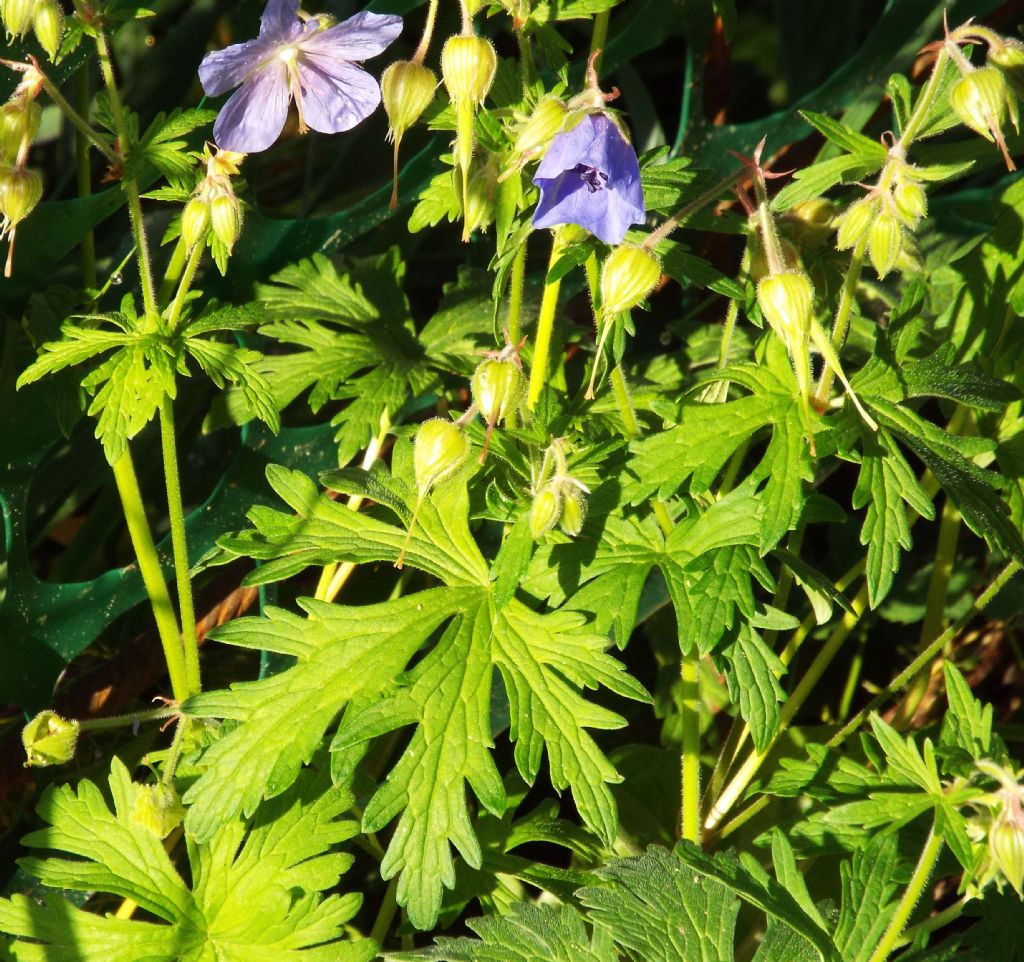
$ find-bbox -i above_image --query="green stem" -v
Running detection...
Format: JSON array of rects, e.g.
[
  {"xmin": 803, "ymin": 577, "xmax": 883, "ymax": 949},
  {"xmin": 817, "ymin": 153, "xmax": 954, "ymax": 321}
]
[
  {"xmin": 157, "ymin": 238, "xmax": 189, "ymax": 306},
  {"xmin": 166, "ymin": 242, "xmax": 204, "ymax": 330},
  {"xmin": 94, "ymin": 27, "xmax": 157, "ymax": 316},
  {"xmin": 527, "ymin": 231, "xmax": 566, "ymax": 409},
  {"xmin": 411, "ymin": 0, "xmax": 439, "ymax": 64},
  {"xmin": 643, "ymin": 169, "xmax": 745, "ymax": 250},
  {"xmin": 610, "ymin": 365, "xmax": 639, "ymax": 439},
  {"xmin": 589, "ymin": 9, "xmax": 610, "ymax": 72},
  {"xmin": 159, "ymin": 397, "xmax": 201, "ymax": 696},
  {"xmin": 829, "ymin": 561, "xmax": 1020, "ymax": 749},
  {"xmin": 111, "ymin": 453, "xmax": 189, "ymax": 702},
  {"xmin": 866, "ymin": 825, "xmax": 943, "ymax": 962},
  {"xmin": 680, "ymin": 652, "xmax": 701, "ymax": 842},
  {"xmin": 370, "ymin": 878, "xmax": 400, "ymax": 949},
  {"xmin": 506, "ymin": 239, "xmax": 528, "ymax": 348},
  {"xmin": 894, "ymin": 495, "xmax": 962, "ymax": 727},
  {"xmin": 77, "ymin": 705, "xmax": 180, "ymax": 732},
  {"xmin": 160, "ymin": 718, "xmax": 187, "ymax": 786},
  {"xmin": 74, "ymin": 68, "xmax": 97, "ymax": 290},
  {"xmin": 898, "ymin": 48, "xmax": 950, "ymax": 148},
  {"xmin": 815, "ymin": 233, "xmax": 867, "ymax": 404},
  {"xmin": 39, "ymin": 71, "xmax": 118, "ymax": 164}
]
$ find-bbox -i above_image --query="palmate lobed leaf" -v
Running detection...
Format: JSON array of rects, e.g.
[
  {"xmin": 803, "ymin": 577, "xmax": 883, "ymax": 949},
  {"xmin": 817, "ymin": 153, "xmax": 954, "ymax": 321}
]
[{"xmin": 0, "ymin": 758, "xmax": 373, "ymax": 962}]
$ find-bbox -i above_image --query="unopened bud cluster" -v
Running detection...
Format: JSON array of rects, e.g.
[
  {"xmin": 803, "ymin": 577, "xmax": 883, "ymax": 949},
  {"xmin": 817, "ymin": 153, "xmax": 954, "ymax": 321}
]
[
  {"xmin": 964, "ymin": 760, "xmax": 1024, "ymax": 896},
  {"xmin": 0, "ymin": 65, "xmax": 44, "ymax": 276},
  {"xmin": 529, "ymin": 439, "xmax": 589, "ymax": 539},
  {"xmin": 1, "ymin": 0, "xmax": 64, "ymax": 58},
  {"xmin": 22, "ymin": 710, "xmax": 79, "ymax": 767},
  {"xmin": 183, "ymin": 148, "xmax": 245, "ymax": 254}
]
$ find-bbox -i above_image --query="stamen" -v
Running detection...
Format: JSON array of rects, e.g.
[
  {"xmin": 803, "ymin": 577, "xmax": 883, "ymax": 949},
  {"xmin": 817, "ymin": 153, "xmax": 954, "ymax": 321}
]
[{"xmin": 572, "ymin": 164, "xmax": 609, "ymax": 193}]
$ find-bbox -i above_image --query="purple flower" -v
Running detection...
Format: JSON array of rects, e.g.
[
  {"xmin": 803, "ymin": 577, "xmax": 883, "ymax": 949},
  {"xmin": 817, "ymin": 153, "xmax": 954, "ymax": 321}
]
[
  {"xmin": 531, "ymin": 112, "xmax": 645, "ymax": 245},
  {"xmin": 198, "ymin": 0, "xmax": 402, "ymax": 154}
]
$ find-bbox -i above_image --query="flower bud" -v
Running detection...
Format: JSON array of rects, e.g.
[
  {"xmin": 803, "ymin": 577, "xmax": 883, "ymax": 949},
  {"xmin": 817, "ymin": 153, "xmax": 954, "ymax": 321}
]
[
  {"xmin": 32, "ymin": 0, "xmax": 62, "ymax": 60},
  {"xmin": 414, "ymin": 418, "xmax": 470, "ymax": 492},
  {"xmin": 22, "ymin": 710, "xmax": 79, "ymax": 767},
  {"xmin": 382, "ymin": 60, "xmax": 437, "ymax": 143},
  {"xmin": 785, "ymin": 197, "xmax": 834, "ymax": 249},
  {"xmin": 0, "ymin": 165, "xmax": 42, "ymax": 226},
  {"xmin": 529, "ymin": 486, "xmax": 562, "ymax": 538},
  {"xmin": 600, "ymin": 245, "xmax": 662, "ymax": 316},
  {"xmin": 131, "ymin": 782, "xmax": 186, "ymax": 839},
  {"xmin": 210, "ymin": 192, "xmax": 241, "ymax": 252},
  {"xmin": 989, "ymin": 39, "xmax": 1024, "ymax": 100},
  {"xmin": 559, "ymin": 487, "xmax": 587, "ymax": 537},
  {"xmin": 989, "ymin": 812, "xmax": 1024, "ymax": 895},
  {"xmin": 2, "ymin": 0, "xmax": 36, "ymax": 38},
  {"xmin": 181, "ymin": 197, "xmax": 210, "ymax": 250},
  {"xmin": 867, "ymin": 210, "xmax": 903, "ymax": 279},
  {"xmin": 950, "ymin": 66, "xmax": 1019, "ymax": 162},
  {"xmin": 756, "ymin": 270, "xmax": 813, "ymax": 345},
  {"xmin": 472, "ymin": 357, "xmax": 524, "ymax": 426},
  {"xmin": 892, "ymin": 181, "xmax": 926, "ymax": 227},
  {"xmin": 441, "ymin": 34, "xmax": 497, "ymax": 106},
  {"xmin": 0, "ymin": 97, "xmax": 40, "ymax": 163},
  {"xmin": 461, "ymin": 156, "xmax": 497, "ymax": 237},
  {"xmin": 748, "ymin": 233, "xmax": 800, "ymax": 283},
  {"xmin": 514, "ymin": 96, "xmax": 568, "ymax": 159},
  {"xmin": 835, "ymin": 197, "xmax": 875, "ymax": 251}
]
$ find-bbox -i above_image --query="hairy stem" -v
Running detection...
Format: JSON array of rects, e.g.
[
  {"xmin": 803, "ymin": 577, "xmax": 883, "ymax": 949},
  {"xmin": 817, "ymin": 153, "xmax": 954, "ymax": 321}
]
[
  {"xmin": 589, "ymin": 9, "xmax": 610, "ymax": 73},
  {"xmin": 815, "ymin": 232, "xmax": 867, "ymax": 403},
  {"xmin": 74, "ymin": 68, "xmax": 97, "ymax": 289},
  {"xmin": 111, "ymin": 453, "xmax": 189, "ymax": 702},
  {"xmin": 412, "ymin": 0, "xmax": 439, "ymax": 64},
  {"xmin": 680, "ymin": 652, "xmax": 701, "ymax": 842},
  {"xmin": 507, "ymin": 239, "xmax": 528, "ymax": 347},
  {"xmin": 77, "ymin": 705, "xmax": 181, "ymax": 731},
  {"xmin": 527, "ymin": 230, "xmax": 566, "ymax": 409},
  {"xmin": 866, "ymin": 825, "xmax": 943, "ymax": 962},
  {"xmin": 39, "ymin": 70, "xmax": 118, "ymax": 164}
]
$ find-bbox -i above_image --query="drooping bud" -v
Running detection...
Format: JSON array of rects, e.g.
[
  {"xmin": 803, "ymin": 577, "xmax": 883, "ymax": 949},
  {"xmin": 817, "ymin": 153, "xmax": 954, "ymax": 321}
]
[
  {"xmin": 835, "ymin": 197, "xmax": 876, "ymax": 251},
  {"xmin": 210, "ymin": 193, "xmax": 242, "ymax": 252},
  {"xmin": 600, "ymin": 245, "xmax": 662, "ymax": 316},
  {"xmin": 2, "ymin": 0, "xmax": 36, "ymax": 38},
  {"xmin": 440, "ymin": 34, "xmax": 497, "ymax": 106},
  {"xmin": 414, "ymin": 418, "xmax": 470, "ymax": 492},
  {"xmin": 529, "ymin": 486, "xmax": 562, "ymax": 539},
  {"xmin": 22, "ymin": 710, "xmax": 79, "ymax": 767},
  {"xmin": 989, "ymin": 39, "xmax": 1024, "ymax": 100},
  {"xmin": 460, "ymin": 155, "xmax": 497, "ymax": 237},
  {"xmin": 382, "ymin": 60, "xmax": 437, "ymax": 142},
  {"xmin": 892, "ymin": 181, "xmax": 927, "ymax": 227},
  {"xmin": 0, "ymin": 164, "xmax": 42, "ymax": 225},
  {"xmin": 472, "ymin": 358, "xmax": 524, "ymax": 427},
  {"xmin": 748, "ymin": 233, "xmax": 800, "ymax": 283},
  {"xmin": 756, "ymin": 270, "xmax": 813, "ymax": 346},
  {"xmin": 989, "ymin": 811, "xmax": 1024, "ymax": 895},
  {"xmin": 0, "ymin": 97, "xmax": 40, "ymax": 163},
  {"xmin": 559, "ymin": 487, "xmax": 587, "ymax": 536},
  {"xmin": 867, "ymin": 210, "xmax": 903, "ymax": 279},
  {"xmin": 513, "ymin": 96, "xmax": 568, "ymax": 161},
  {"xmin": 32, "ymin": 0, "xmax": 62, "ymax": 60},
  {"xmin": 785, "ymin": 197, "xmax": 835, "ymax": 249},
  {"xmin": 950, "ymin": 66, "xmax": 1019, "ymax": 170},
  {"xmin": 131, "ymin": 782, "xmax": 186, "ymax": 839},
  {"xmin": 181, "ymin": 197, "xmax": 210, "ymax": 250}
]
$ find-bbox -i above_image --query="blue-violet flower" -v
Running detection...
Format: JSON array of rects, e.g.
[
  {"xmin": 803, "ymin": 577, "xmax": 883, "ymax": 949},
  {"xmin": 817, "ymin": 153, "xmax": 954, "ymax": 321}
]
[
  {"xmin": 531, "ymin": 111, "xmax": 644, "ymax": 245},
  {"xmin": 199, "ymin": 0, "xmax": 402, "ymax": 154}
]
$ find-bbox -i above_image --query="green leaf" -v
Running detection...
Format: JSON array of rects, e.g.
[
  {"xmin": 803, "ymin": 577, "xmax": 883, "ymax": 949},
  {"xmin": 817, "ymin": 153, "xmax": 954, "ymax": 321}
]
[
  {"xmin": 869, "ymin": 715, "xmax": 942, "ymax": 794},
  {"xmin": 722, "ymin": 624, "xmax": 786, "ymax": 753},
  {"xmin": 833, "ymin": 834, "xmax": 900, "ymax": 962},
  {"xmin": 0, "ymin": 758, "xmax": 373, "ymax": 962},
  {"xmin": 186, "ymin": 338, "xmax": 281, "ymax": 433},
  {"xmin": 578, "ymin": 846, "xmax": 739, "ymax": 962},
  {"xmin": 798, "ymin": 110, "xmax": 888, "ymax": 161},
  {"xmin": 773, "ymin": 154, "xmax": 881, "ymax": 211},
  {"xmin": 16, "ymin": 327, "xmax": 133, "ymax": 387},
  {"xmin": 939, "ymin": 663, "xmax": 994, "ymax": 762}
]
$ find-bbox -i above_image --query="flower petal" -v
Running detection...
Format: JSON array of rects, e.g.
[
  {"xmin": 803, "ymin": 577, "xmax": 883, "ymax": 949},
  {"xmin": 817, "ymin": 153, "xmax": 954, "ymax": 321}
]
[
  {"xmin": 300, "ymin": 11, "xmax": 403, "ymax": 61},
  {"xmin": 260, "ymin": 0, "xmax": 299, "ymax": 38},
  {"xmin": 297, "ymin": 59, "xmax": 381, "ymax": 135},
  {"xmin": 213, "ymin": 58, "xmax": 291, "ymax": 153},
  {"xmin": 198, "ymin": 38, "xmax": 272, "ymax": 97}
]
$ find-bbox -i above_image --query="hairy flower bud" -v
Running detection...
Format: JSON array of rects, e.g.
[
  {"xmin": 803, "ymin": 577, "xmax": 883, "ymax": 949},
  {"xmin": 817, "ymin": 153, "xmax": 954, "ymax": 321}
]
[
  {"xmin": 529, "ymin": 486, "xmax": 562, "ymax": 538},
  {"xmin": 414, "ymin": 418, "xmax": 470, "ymax": 492},
  {"xmin": 785, "ymin": 197, "xmax": 835, "ymax": 249},
  {"xmin": 893, "ymin": 181, "xmax": 927, "ymax": 227},
  {"xmin": 0, "ymin": 97, "xmax": 40, "ymax": 163},
  {"xmin": 989, "ymin": 39, "xmax": 1024, "ymax": 100},
  {"xmin": 600, "ymin": 245, "xmax": 662, "ymax": 316},
  {"xmin": 950, "ymin": 66, "xmax": 1019, "ymax": 169},
  {"xmin": 868, "ymin": 210, "xmax": 903, "ymax": 279},
  {"xmin": 22, "ymin": 710, "xmax": 79, "ymax": 767},
  {"xmin": 210, "ymin": 193, "xmax": 242, "ymax": 252},
  {"xmin": 32, "ymin": 0, "xmax": 62, "ymax": 59},
  {"xmin": 0, "ymin": 165, "xmax": 42, "ymax": 226},
  {"xmin": 514, "ymin": 96, "xmax": 568, "ymax": 160},
  {"xmin": 748, "ymin": 233, "xmax": 800, "ymax": 283},
  {"xmin": 181, "ymin": 197, "xmax": 210, "ymax": 250},
  {"xmin": 382, "ymin": 60, "xmax": 437, "ymax": 143},
  {"xmin": 441, "ymin": 34, "xmax": 497, "ymax": 106},
  {"xmin": 131, "ymin": 782, "xmax": 186, "ymax": 839},
  {"xmin": 990, "ymin": 813, "xmax": 1024, "ymax": 895},
  {"xmin": 835, "ymin": 197, "xmax": 876, "ymax": 251},
  {"xmin": 756, "ymin": 270, "xmax": 813, "ymax": 345},
  {"xmin": 2, "ymin": 0, "xmax": 35, "ymax": 38},
  {"xmin": 472, "ymin": 357, "xmax": 524, "ymax": 426},
  {"xmin": 559, "ymin": 487, "xmax": 587, "ymax": 536},
  {"xmin": 460, "ymin": 156, "xmax": 497, "ymax": 236}
]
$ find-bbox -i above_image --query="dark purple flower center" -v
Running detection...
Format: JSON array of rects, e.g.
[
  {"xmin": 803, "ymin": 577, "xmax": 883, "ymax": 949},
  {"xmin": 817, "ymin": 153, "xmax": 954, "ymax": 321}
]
[{"xmin": 571, "ymin": 164, "xmax": 610, "ymax": 193}]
